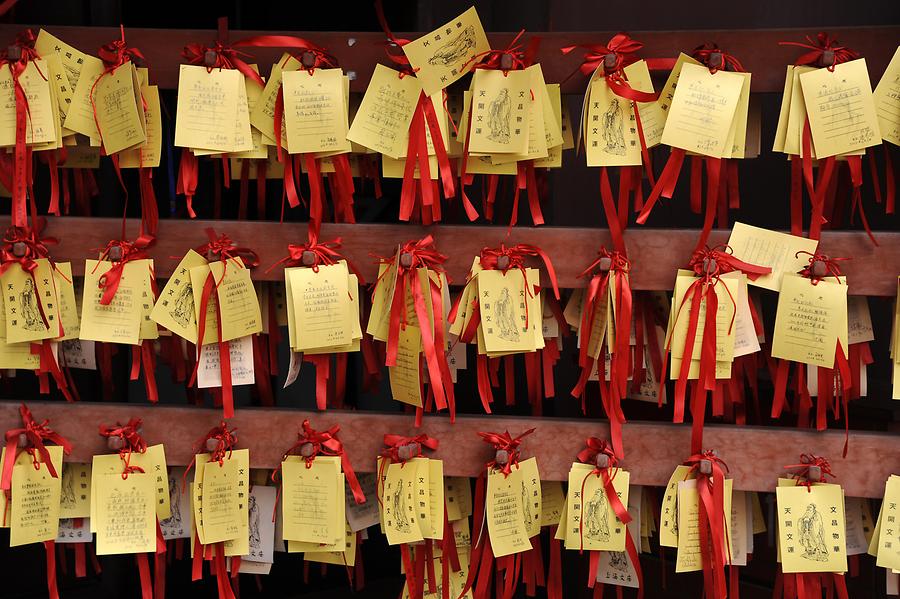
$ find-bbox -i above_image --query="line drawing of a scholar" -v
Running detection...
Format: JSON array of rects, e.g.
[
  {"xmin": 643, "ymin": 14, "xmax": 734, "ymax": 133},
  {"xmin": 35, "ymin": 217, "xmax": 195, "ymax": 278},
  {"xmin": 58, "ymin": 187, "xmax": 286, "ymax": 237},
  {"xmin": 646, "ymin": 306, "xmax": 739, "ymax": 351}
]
[
  {"xmin": 488, "ymin": 89, "xmax": 511, "ymax": 143},
  {"xmin": 495, "ymin": 288, "xmax": 519, "ymax": 342},
  {"xmin": 798, "ymin": 503, "xmax": 829, "ymax": 561},
  {"xmin": 585, "ymin": 488, "xmax": 611, "ymax": 541},
  {"xmin": 392, "ymin": 487, "xmax": 411, "ymax": 533},
  {"xmin": 169, "ymin": 284, "xmax": 194, "ymax": 328},
  {"xmin": 427, "ymin": 26, "xmax": 476, "ymax": 66},
  {"xmin": 603, "ymin": 98, "xmax": 626, "ymax": 155},
  {"xmin": 20, "ymin": 278, "xmax": 44, "ymax": 331},
  {"xmin": 60, "ymin": 466, "xmax": 76, "ymax": 506}
]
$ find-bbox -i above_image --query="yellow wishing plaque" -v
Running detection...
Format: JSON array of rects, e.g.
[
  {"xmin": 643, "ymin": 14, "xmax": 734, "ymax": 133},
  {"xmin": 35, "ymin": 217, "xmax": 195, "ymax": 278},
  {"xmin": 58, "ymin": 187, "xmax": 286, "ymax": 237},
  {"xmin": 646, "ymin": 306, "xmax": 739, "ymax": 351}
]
[
  {"xmin": 282, "ymin": 68, "xmax": 350, "ymax": 155},
  {"xmin": 623, "ymin": 59, "xmax": 666, "ymax": 149},
  {"xmin": 93, "ymin": 62, "xmax": 146, "ymax": 155},
  {"xmin": 347, "ymin": 63, "xmax": 421, "ymax": 159},
  {"xmin": 9, "ymin": 444, "xmax": 63, "ymax": 546},
  {"xmin": 35, "ymin": 29, "xmax": 89, "ymax": 93},
  {"xmin": 80, "ymin": 259, "xmax": 149, "ymax": 345},
  {"xmin": 401, "ymin": 6, "xmax": 490, "ymax": 97},
  {"xmin": 586, "ymin": 78, "xmax": 641, "ymax": 167},
  {"xmin": 2, "ymin": 258, "xmax": 60, "ymax": 343},
  {"xmin": 660, "ymin": 464, "xmax": 694, "ymax": 548},
  {"xmin": 289, "ymin": 261, "xmax": 351, "ymax": 351},
  {"xmin": 540, "ymin": 480, "xmax": 566, "ymax": 527},
  {"xmin": 517, "ymin": 457, "xmax": 542, "ymax": 538},
  {"xmin": 800, "ymin": 58, "xmax": 882, "ymax": 158},
  {"xmin": 444, "ymin": 476, "xmax": 473, "ymax": 523},
  {"xmin": 661, "ymin": 62, "xmax": 745, "ymax": 158},
  {"xmin": 381, "ymin": 461, "xmax": 424, "ymax": 545},
  {"xmin": 776, "ymin": 483, "xmax": 847, "ymax": 573},
  {"xmin": 119, "ymin": 84, "xmax": 162, "ymax": 168},
  {"xmin": 487, "ymin": 466, "xmax": 531, "ymax": 557},
  {"xmin": 422, "ymin": 458, "xmax": 445, "ymax": 540},
  {"xmin": 772, "ymin": 273, "xmax": 848, "ymax": 368},
  {"xmin": 304, "ymin": 521, "xmax": 356, "ymax": 566},
  {"xmin": 726, "ymin": 222, "xmax": 819, "ymax": 292},
  {"xmin": 773, "ymin": 66, "xmax": 796, "ymax": 153},
  {"xmin": 876, "ymin": 475, "xmax": 900, "ymax": 570},
  {"xmin": 724, "ymin": 72, "xmax": 752, "ymax": 159},
  {"xmin": 468, "ymin": 69, "xmax": 531, "ymax": 155},
  {"xmin": 60, "ymin": 462, "xmax": 92, "ymax": 519},
  {"xmin": 390, "ymin": 323, "xmax": 423, "ymax": 407},
  {"xmin": 784, "ymin": 66, "xmax": 817, "ymax": 156},
  {"xmin": 190, "ymin": 259, "xmax": 262, "ymax": 345},
  {"xmin": 478, "ymin": 268, "xmax": 540, "ymax": 355},
  {"xmin": 873, "ymin": 47, "xmax": 900, "ymax": 146},
  {"xmin": 675, "ymin": 478, "xmax": 734, "ymax": 573},
  {"xmin": 410, "ymin": 458, "xmax": 434, "ymax": 539},
  {"xmin": 669, "ymin": 272, "xmax": 739, "ymax": 364},
  {"xmin": 200, "ymin": 451, "xmax": 246, "ymax": 544},
  {"xmin": 0, "ymin": 59, "xmax": 57, "ymax": 147},
  {"xmin": 250, "ymin": 53, "xmax": 299, "ymax": 147},
  {"xmin": 150, "ymin": 249, "xmax": 207, "ymax": 343},
  {"xmin": 63, "ymin": 53, "xmax": 104, "ymax": 141},
  {"xmin": 174, "ymin": 65, "xmax": 244, "ymax": 152},
  {"xmin": 0, "ymin": 304, "xmax": 40, "ymax": 369},
  {"xmin": 90, "ymin": 445, "xmax": 170, "ymax": 524},
  {"xmin": 54, "ymin": 262, "xmax": 80, "ymax": 341},
  {"xmin": 566, "ymin": 465, "xmax": 630, "ymax": 551},
  {"xmin": 94, "ymin": 471, "xmax": 156, "ymax": 555},
  {"xmin": 281, "ymin": 456, "xmax": 342, "ymax": 544}
]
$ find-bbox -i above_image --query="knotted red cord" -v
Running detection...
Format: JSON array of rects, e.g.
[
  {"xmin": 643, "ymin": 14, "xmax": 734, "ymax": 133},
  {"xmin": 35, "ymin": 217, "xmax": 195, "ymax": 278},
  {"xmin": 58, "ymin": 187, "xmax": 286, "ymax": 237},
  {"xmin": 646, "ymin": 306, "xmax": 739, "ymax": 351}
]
[
  {"xmin": 684, "ymin": 450, "xmax": 730, "ymax": 599},
  {"xmin": 783, "ymin": 454, "xmax": 833, "ymax": 491},
  {"xmin": 98, "ymin": 418, "xmax": 147, "ymax": 479}
]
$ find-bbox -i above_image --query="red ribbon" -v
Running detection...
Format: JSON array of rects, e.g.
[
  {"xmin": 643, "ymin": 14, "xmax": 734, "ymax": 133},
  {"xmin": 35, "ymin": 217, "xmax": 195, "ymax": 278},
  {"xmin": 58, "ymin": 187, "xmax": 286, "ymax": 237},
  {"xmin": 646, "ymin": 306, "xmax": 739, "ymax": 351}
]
[
  {"xmin": 98, "ymin": 417, "xmax": 148, "ymax": 478},
  {"xmin": 266, "ymin": 232, "xmax": 363, "ymax": 283},
  {"xmin": 478, "ymin": 428, "xmax": 534, "ymax": 476},
  {"xmin": 89, "ymin": 26, "xmax": 147, "ymax": 154},
  {"xmin": 184, "ymin": 422, "xmax": 237, "ymax": 484},
  {"xmin": 1, "ymin": 403, "xmax": 71, "ymax": 493},
  {"xmin": 779, "ymin": 33, "xmax": 858, "ymax": 71},
  {"xmin": 92, "ymin": 236, "xmax": 154, "ymax": 306},
  {"xmin": 783, "ymin": 454, "xmax": 834, "ymax": 491},
  {"xmin": 684, "ymin": 450, "xmax": 730, "ymax": 599}
]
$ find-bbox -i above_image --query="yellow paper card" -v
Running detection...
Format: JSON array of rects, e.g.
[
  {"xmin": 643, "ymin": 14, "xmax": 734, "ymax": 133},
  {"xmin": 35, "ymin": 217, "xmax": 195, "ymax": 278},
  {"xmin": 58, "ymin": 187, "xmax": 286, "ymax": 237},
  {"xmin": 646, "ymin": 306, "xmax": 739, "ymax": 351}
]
[
  {"xmin": 772, "ymin": 273, "xmax": 848, "ymax": 368},
  {"xmin": 2, "ymin": 258, "xmax": 60, "ymax": 343},
  {"xmin": 281, "ymin": 456, "xmax": 341, "ymax": 544},
  {"xmin": 250, "ymin": 54, "xmax": 299, "ymax": 146},
  {"xmin": 518, "ymin": 457, "xmax": 542, "ymax": 538},
  {"xmin": 675, "ymin": 478, "xmax": 733, "ymax": 573},
  {"xmin": 540, "ymin": 480, "xmax": 566, "ymax": 527},
  {"xmin": 60, "ymin": 461, "xmax": 91, "ymax": 519},
  {"xmin": 776, "ymin": 483, "xmax": 847, "ymax": 573},
  {"xmin": 726, "ymin": 222, "xmax": 820, "ymax": 291},
  {"xmin": 150, "ymin": 249, "xmax": 207, "ymax": 343},
  {"xmin": 35, "ymin": 29, "xmax": 89, "ymax": 94},
  {"xmin": 174, "ymin": 65, "xmax": 244, "ymax": 152},
  {"xmin": 93, "ymin": 62, "xmax": 146, "ymax": 154},
  {"xmin": 54, "ymin": 262, "xmax": 80, "ymax": 340},
  {"xmin": 566, "ymin": 466, "xmax": 630, "ymax": 551},
  {"xmin": 800, "ymin": 58, "xmax": 881, "ymax": 158},
  {"xmin": 873, "ymin": 47, "xmax": 900, "ymax": 146},
  {"xmin": 444, "ymin": 476, "xmax": 473, "ymax": 522},
  {"xmin": 401, "ymin": 7, "xmax": 489, "ymax": 97},
  {"xmin": 0, "ymin": 59, "xmax": 57, "ymax": 147},
  {"xmin": 773, "ymin": 66, "xmax": 795, "ymax": 153},
  {"xmin": 288, "ymin": 261, "xmax": 351, "ymax": 350},
  {"xmin": 304, "ymin": 521, "xmax": 356, "ymax": 565},
  {"xmin": 80, "ymin": 259, "xmax": 148, "ymax": 345},
  {"xmin": 586, "ymin": 78, "xmax": 641, "ymax": 166},
  {"xmin": 660, "ymin": 464, "xmax": 694, "ymax": 547},
  {"xmin": 486, "ymin": 466, "xmax": 531, "ymax": 557},
  {"xmin": 877, "ymin": 476, "xmax": 900, "ymax": 570},
  {"xmin": 653, "ymin": 53, "xmax": 703, "ymax": 132},
  {"xmin": 624, "ymin": 59, "xmax": 666, "ymax": 148},
  {"xmin": 94, "ymin": 471, "xmax": 156, "ymax": 555},
  {"xmin": 119, "ymin": 84, "xmax": 162, "ymax": 168},
  {"xmin": 661, "ymin": 62, "xmax": 744, "ymax": 158},
  {"xmin": 347, "ymin": 63, "xmax": 421, "ymax": 158},
  {"xmin": 63, "ymin": 53, "xmax": 104, "ymax": 141},
  {"xmin": 478, "ymin": 268, "xmax": 540, "ymax": 354},
  {"xmin": 381, "ymin": 461, "xmax": 425, "ymax": 545},
  {"xmin": 193, "ymin": 259, "xmax": 262, "ymax": 345},
  {"xmin": 669, "ymin": 272, "xmax": 738, "ymax": 363},
  {"xmin": 390, "ymin": 323, "xmax": 423, "ymax": 407},
  {"xmin": 423, "ymin": 458, "xmax": 445, "ymax": 540},
  {"xmin": 9, "ymin": 444, "xmax": 62, "ymax": 546},
  {"xmin": 532, "ymin": 83, "xmax": 564, "ymax": 168},
  {"xmin": 201, "ymin": 455, "xmax": 243, "ymax": 543},
  {"xmin": 724, "ymin": 72, "xmax": 752, "ymax": 158},
  {"xmin": 467, "ymin": 69, "xmax": 531, "ymax": 155},
  {"xmin": 282, "ymin": 68, "xmax": 350, "ymax": 155}
]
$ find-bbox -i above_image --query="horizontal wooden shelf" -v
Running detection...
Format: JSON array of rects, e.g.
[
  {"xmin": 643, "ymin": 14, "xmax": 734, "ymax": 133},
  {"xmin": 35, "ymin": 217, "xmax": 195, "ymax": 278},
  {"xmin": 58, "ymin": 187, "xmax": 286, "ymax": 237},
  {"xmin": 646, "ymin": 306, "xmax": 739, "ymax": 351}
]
[
  {"xmin": 16, "ymin": 216, "xmax": 900, "ymax": 295},
  {"xmin": 0, "ymin": 25, "xmax": 896, "ymax": 93},
  {"xmin": 0, "ymin": 401, "xmax": 894, "ymax": 497}
]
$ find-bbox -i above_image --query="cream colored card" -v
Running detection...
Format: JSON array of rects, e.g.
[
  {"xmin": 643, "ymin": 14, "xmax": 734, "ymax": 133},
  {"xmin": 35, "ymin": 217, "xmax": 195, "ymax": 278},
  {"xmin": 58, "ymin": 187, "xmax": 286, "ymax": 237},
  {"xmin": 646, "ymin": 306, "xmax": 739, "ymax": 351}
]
[
  {"xmin": 732, "ymin": 275, "xmax": 761, "ymax": 358},
  {"xmin": 80, "ymin": 259, "xmax": 148, "ymax": 345},
  {"xmin": 390, "ymin": 323, "xmax": 423, "ymax": 407},
  {"xmin": 661, "ymin": 62, "xmax": 745, "ymax": 158},
  {"xmin": 478, "ymin": 268, "xmax": 540, "ymax": 354},
  {"xmin": 517, "ymin": 457, "xmax": 542, "ymax": 538},
  {"xmin": 444, "ymin": 476, "xmax": 473, "ymax": 522},
  {"xmin": 281, "ymin": 456, "xmax": 341, "ymax": 544},
  {"xmin": 566, "ymin": 465, "xmax": 630, "ymax": 552},
  {"xmin": 800, "ymin": 58, "xmax": 882, "ymax": 157},
  {"xmin": 623, "ymin": 60, "xmax": 666, "ymax": 148},
  {"xmin": 847, "ymin": 296, "xmax": 874, "ymax": 345},
  {"xmin": 282, "ymin": 68, "xmax": 350, "ymax": 155},
  {"xmin": 784, "ymin": 66, "xmax": 817, "ymax": 156},
  {"xmin": 94, "ymin": 471, "xmax": 156, "ymax": 555},
  {"xmin": 289, "ymin": 261, "xmax": 351, "ymax": 351},
  {"xmin": 654, "ymin": 53, "xmax": 703, "ymax": 130},
  {"xmin": 347, "ymin": 63, "xmax": 421, "ymax": 158},
  {"xmin": 54, "ymin": 262, "xmax": 80, "ymax": 341},
  {"xmin": 150, "ymin": 249, "xmax": 207, "ymax": 343},
  {"xmin": 660, "ymin": 464, "xmax": 694, "ymax": 547},
  {"xmin": 726, "ymin": 222, "xmax": 820, "ymax": 291},
  {"xmin": 773, "ymin": 66, "xmax": 795, "ymax": 152},
  {"xmin": 776, "ymin": 483, "xmax": 847, "ymax": 573},
  {"xmin": 877, "ymin": 476, "xmax": 900, "ymax": 570},
  {"xmin": 2, "ymin": 258, "xmax": 60, "ymax": 343},
  {"xmin": 59, "ymin": 461, "xmax": 92, "ymax": 519},
  {"xmin": 197, "ymin": 334, "xmax": 255, "ymax": 388},
  {"xmin": 35, "ymin": 29, "xmax": 90, "ymax": 93},
  {"xmin": 596, "ymin": 485, "xmax": 642, "ymax": 588},
  {"xmin": 0, "ymin": 59, "xmax": 57, "ymax": 147},
  {"xmin": 873, "ymin": 46, "xmax": 900, "ymax": 146},
  {"xmin": 63, "ymin": 53, "xmax": 104, "ymax": 141},
  {"xmin": 467, "ymin": 69, "xmax": 531, "ymax": 155},
  {"xmin": 586, "ymin": 77, "xmax": 641, "ymax": 166},
  {"xmin": 381, "ymin": 461, "xmax": 425, "ymax": 545},
  {"xmin": 401, "ymin": 6, "xmax": 490, "ymax": 97},
  {"xmin": 250, "ymin": 53, "xmax": 299, "ymax": 147},
  {"xmin": 93, "ymin": 62, "xmax": 146, "ymax": 155},
  {"xmin": 540, "ymin": 480, "xmax": 566, "ymax": 527},
  {"xmin": 119, "ymin": 84, "xmax": 162, "ymax": 168},
  {"xmin": 724, "ymin": 72, "xmax": 752, "ymax": 158},
  {"xmin": 675, "ymin": 478, "xmax": 733, "ymax": 573},
  {"xmin": 486, "ymin": 466, "xmax": 531, "ymax": 557},
  {"xmin": 9, "ymin": 445, "xmax": 63, "ymax": 546},
  {"xmin": 669, "ymin": 272, "xmax": 738, "ymax": 363},
  {"xmin": 174, "ymin": 65, "xmax": 244, "ymax": 152},
  {"xmin": 190, "ymin": 259, "xmax": 262, "ymax": 345},
  {"xmin": 772, "ymin": 273, "xmax": 848, "ymax": 368},
  {"xmin": 200, "ymin": 448, "xmax": 249, "ymax": 545}
]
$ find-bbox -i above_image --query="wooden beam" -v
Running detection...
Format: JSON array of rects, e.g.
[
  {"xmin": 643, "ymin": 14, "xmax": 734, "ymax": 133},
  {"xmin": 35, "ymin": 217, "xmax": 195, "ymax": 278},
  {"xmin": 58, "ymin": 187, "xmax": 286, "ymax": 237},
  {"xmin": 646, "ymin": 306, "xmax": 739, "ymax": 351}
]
[
  {"xmin": 20, "ymin": 216, "xmax": 900, "ymax": 295},
  {"xmin": 0, "ymin": 401, "xmax": 894, "ymax": 497},
  {"xmin": 0, "ymin": 25, "xmax": 895, "ymax": 93}
]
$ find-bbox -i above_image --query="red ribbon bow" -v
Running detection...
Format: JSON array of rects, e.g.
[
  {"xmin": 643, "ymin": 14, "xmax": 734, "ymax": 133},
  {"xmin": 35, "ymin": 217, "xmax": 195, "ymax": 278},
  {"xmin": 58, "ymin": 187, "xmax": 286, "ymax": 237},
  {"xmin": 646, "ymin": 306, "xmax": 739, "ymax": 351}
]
[
  {"xmin": 779, "ymin": 33, "xmax": 859, "ymax": 71},
  {"xmin": 561, "ymin": 33, "xmax": 644, "ymax": 78},
  {"xmin": 688, "ymin": 245, "xmax": 772, "ymax": 282},
  {"xmin": 93, "ymin": 236, "xmax": 154, "ymax": 306},
  {"xmin": 577, "ymin": 247, "xmax": 630, "ymax": 279},
  {"xmin": 97, "ymin": 26, "xmax": 146, "ymax": 70},
  {"xmin": 99, "ymin": 418, "xmax": 147, "ymax": 478},
  {"xmin": 795, "ymin": 250, "xmax": 847, "ymax": 284},
  {"xmin": 784, "ymin": 454, "xmax": 834, "ymax": 491},
  {"xmin": 1, "ymin": 403, "xmax": 71, "ymax": 492},
  {"xmin": 684, "ymin": 450, "xmax": 730, "ymax": 599},
  {"xmin": 380, "ymin": 433, "xmax": 439, "ymax": 464},
  {"xmin": 195, "ymin": 227, "xmax": 260, "ymax": 268},
  {"xmin": 478, "ymin": 428, "xmax": 535, "ymax": 475},
  {"xmin": 193, "ymin": 422, "xmax": 237, "ymax": 466},
  {"xmin": 576, "ymin": 437, "xmax": 619, "ymax": 471},
  {"xmin": 182, "ymin": 41, "xmax": 264, "ymax": 86},
  {"xmin": 464, "ymin": 29, "xmax": 533, "ymax": 74},
  {"xmin": 0, "ymin": 224, "xmax": 56, "ymax": 274},
  {"xmin": 479, "ymin": 243, "xmax": 561, "ymax": 300},
  {"xmin": 691, "ymin": 43, "xmax": 745, "ymax": 73},
  {"xmin": 266, "ymin": 234, "xmax": 363, "ymax": 282}
]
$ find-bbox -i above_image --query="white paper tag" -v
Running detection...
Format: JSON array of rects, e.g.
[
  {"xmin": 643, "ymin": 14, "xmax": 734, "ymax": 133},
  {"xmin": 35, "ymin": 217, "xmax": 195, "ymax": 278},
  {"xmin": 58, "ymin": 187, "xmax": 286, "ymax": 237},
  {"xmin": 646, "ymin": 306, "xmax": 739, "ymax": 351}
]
[{"xmin": 197, "ymin": 335, "xmax": 255, "ymax": 388}]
